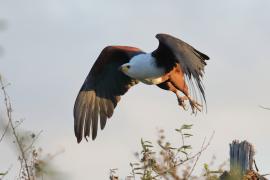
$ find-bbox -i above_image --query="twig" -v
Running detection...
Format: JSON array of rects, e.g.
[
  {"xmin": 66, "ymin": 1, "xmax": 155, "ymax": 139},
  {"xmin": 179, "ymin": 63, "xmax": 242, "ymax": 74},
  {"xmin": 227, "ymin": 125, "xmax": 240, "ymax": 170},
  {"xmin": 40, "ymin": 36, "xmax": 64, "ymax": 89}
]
[
  {"xmin": 128, "ymin": 163, "xmax": 137, "ymax": 180},
  {"xmin": 187, "ymin": 131, "xmax": 216, "ymax": 178},
  {"xmin": 24, "ymin": 130, "xmax": 43, "ymax": 153},
  {"xmin": 13, "ymin": 119, "xmax": 25, "ymax": 129},
  {"xmin": 186, "ymin": 136, "xmax": 207, "ymax": 178},
  {"xmin": 0, "ymin": 120, "xmax": 10, "ymax": 143},
  {"xmin": 156, "ymin": 131, "xmax": 215, "ymax": 178},
  {"xmin": 0, "ymin": 165, "xmax": 12, "ymax": 180},
  {"xmin": 176, "ymin": 131, "xmax": 215, "ymax": 167},
  {"xmin": 254, "ymin": 160, "xmax": 259, "ymax": 172},
  {"xmin": 0, "ymin": 77, "xmax": 32, "ymax": 180},
  {"xmin": 0, "ymin": 76, "xmax": 11, "ymax": 143},
  {"xmin": 259, "ymin": 105, "xmax": 270, "ymax": 110}
]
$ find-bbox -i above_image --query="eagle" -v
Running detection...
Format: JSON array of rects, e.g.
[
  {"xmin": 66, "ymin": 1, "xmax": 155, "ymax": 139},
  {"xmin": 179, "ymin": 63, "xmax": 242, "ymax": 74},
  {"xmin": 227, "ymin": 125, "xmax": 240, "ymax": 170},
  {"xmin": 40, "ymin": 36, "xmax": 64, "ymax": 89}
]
[{"xmin": 74, "ymin": 33, "xmax": 210, "ymax": 142}]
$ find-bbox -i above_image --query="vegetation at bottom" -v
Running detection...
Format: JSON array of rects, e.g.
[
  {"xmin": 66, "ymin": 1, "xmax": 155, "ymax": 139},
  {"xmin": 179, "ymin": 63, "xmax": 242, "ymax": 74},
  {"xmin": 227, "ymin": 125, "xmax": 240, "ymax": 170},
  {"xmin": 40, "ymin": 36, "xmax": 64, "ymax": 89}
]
[
  {"xmin": 0, "ymin": 75, "xmax": 66, "ymax": 180},
  {"xmin": 109, "ymin": 123, "xmax": 269, "ymax": 180}
]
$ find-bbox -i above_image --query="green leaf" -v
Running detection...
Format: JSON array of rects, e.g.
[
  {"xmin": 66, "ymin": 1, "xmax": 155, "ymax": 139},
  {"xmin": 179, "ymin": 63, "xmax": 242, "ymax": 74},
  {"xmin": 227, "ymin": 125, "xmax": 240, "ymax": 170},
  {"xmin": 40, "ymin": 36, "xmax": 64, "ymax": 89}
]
[
  {"xmin": 144, "ymin": 144, "xmax": 153, "ymax": 148},
  {"xmin": 180, "ymin": 124, "xmax": 193, "ymax": 130},
  {"xmin": 181, "ymin": 145, "xmax": 192, "ymax": 149},
  {"xmin": 158, "ymin": 142, "xmax": 165, "ymax": 149},
  {"xmin": 179, "ymin": 150, "xmax": 188, "ymax": 155},
  {"xmin": 183, "ymin": 133, "xmax": 193, "ymax": 138},
  {"xmin": 204, "ymin": 163, "xmax": 209, "ymax": 171},
  {"xmin": 0, "ymin": 172, "xmax": 7, "ymax": 176},
  {"xmin": 131, "ymin": 163, "xmax": 140, "ymax": 166}
]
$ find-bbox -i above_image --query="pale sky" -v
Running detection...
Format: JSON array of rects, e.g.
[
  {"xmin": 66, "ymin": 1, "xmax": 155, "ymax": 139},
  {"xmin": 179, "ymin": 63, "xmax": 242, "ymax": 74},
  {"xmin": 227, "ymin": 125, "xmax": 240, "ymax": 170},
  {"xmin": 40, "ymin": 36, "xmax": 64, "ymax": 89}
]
[{"xmin": 0, "ymin": 0, "xmax": 270, "ymax": 179}]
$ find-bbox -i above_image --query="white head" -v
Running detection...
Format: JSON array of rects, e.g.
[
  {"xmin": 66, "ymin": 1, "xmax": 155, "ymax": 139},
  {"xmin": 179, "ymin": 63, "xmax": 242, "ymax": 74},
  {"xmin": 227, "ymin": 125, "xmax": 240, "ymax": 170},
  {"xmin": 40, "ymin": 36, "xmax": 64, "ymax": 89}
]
[
  {"xmin": 119, "ymin": 63, "xmax": 141, "ymax": 79},
  {"xmin": 119, "ymin": 53, "xmax": 165, "ymax": 79}
]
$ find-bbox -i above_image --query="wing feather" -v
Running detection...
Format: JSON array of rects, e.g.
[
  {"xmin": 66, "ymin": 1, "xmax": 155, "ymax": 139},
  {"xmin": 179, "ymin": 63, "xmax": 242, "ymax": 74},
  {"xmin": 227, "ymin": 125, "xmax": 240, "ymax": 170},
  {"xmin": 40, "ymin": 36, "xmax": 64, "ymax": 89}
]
[
  {"xmin": 74, "ymin": 46, "xmax": 144, "ymax": 142},
  {"xmin": 154, "ymin": 33, "xmax": 210, "ymax": 102},
  {"xmin": 99, "ymin": 97, "xmax": 107, "ymax": 130},
  {"xmin": 91, "ymin": 97, "xmax": 99, "ymax": 140}
]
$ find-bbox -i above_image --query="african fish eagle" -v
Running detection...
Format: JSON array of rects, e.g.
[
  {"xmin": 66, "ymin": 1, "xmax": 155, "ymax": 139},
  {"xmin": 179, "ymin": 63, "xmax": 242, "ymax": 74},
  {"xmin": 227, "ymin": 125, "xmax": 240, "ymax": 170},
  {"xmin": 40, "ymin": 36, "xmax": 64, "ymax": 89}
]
[{"xmin": 74, "ymin": 33, "xmax": 210, "ymax": 142}]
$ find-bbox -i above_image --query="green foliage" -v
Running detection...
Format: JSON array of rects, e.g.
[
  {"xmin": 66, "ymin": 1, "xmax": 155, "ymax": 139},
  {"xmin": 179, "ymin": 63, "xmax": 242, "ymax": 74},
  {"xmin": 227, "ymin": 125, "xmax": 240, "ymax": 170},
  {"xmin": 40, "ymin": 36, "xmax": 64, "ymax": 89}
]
[
  {"xmin": 203, "ymin": 163, "xmax": 223, "ymax": 180},
  {"xmin": 0, "ymin": 172, "xmax": 8, "ymax": 176},
  {"xmin": 124, "ymin": 124, "xmax": 213, "ymax": 180}
]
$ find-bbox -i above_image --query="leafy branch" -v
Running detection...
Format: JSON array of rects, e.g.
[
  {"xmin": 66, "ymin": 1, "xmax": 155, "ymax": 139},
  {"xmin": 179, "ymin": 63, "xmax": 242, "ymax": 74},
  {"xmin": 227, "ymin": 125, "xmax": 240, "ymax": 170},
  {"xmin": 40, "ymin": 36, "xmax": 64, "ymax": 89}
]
[{"xmin": 127, "ymin": 124, "xmax": 214, "ymax": 180}]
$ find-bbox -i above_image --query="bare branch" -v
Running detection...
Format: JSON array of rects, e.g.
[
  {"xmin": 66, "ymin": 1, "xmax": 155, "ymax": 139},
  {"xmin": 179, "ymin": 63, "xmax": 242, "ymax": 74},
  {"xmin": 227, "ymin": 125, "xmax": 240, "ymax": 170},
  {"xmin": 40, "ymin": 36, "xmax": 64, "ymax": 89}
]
[
  {"xmin": 158, "ymin": 130, "xmax": 215, "ymax": 178},
  {"xmin": 190, "ymin": 131, "xmax": 215, "ymax": 178},
  {"xmin": 176, "ymin": 131, "xmax": 215, "ymax": 167},
  {"xmin": 186, "ymin": 137, "xmax": 207, "ymax": 178},
  {"xmin": 23, "ymin": 130, "xmax": 43, "ymax": 153},
  {"xmin": 0, "ymin": 120, "xmax": 10, "ymax": 143},
  {"xmin": 259, "ymin": 105, "xmax": 270, "ymax": 110},
  {"xmin": 0, "ymin": 76, "xmax": 32, "ymax": 180}
]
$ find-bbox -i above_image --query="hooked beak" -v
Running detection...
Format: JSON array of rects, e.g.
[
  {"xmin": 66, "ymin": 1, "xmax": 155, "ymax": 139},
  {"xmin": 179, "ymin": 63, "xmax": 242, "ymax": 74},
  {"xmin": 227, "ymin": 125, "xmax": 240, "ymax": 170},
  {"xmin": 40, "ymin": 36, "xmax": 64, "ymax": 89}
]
[{"xmin": 119, "ymin": 65, "xmax": 129, "ymax": 74}]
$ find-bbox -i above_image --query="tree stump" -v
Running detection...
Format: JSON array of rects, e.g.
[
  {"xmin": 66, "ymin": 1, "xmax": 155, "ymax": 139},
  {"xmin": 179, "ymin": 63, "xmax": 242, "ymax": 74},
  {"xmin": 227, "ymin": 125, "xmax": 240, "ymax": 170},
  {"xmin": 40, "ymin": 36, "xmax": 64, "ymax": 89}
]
[
  {"xmin": 229, "ymin": 140, "xmax": 255, "ymax": 174},
  {"xmin": 220, "ymin": 140, "xmax": 267, "ymax": 180}
]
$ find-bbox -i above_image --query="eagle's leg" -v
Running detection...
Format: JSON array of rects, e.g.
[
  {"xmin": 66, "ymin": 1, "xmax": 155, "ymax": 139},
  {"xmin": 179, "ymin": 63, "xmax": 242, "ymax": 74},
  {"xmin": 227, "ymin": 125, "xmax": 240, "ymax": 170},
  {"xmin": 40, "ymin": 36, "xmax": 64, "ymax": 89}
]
[
  {"xmin": 156, "ymin": 81, "xmax": 187, "ymax": 110},
  {"xmin": 175, "ymin": 93, "xmax": 202, "ymax": 113},
  {"xmin": 175, "ymin": 92, "xmax": 188, "ymax": 110},
  {"xmin": 168, "ymin": 68, "xmax": 202, "ymax": 114}
]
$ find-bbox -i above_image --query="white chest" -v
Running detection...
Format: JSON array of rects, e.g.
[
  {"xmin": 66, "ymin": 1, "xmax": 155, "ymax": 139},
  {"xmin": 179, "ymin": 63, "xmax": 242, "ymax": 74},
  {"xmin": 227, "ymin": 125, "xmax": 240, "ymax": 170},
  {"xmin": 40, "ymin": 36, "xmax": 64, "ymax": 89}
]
[{"xmin": 127, "ymin": 53, "xmax": 166, "ymax": 82}]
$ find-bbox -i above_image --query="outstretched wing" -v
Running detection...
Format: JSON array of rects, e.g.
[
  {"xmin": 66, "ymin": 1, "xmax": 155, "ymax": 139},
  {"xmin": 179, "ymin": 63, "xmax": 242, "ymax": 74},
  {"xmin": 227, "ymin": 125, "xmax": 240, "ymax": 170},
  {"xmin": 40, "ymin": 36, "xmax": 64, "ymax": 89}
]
[
  {"xmin": 153, "ymin": 33, "xmax": 210, "ymax": 102},
  {"xmin": 74, "ymin": 46, "xmax": 144, "ymax": 142}
]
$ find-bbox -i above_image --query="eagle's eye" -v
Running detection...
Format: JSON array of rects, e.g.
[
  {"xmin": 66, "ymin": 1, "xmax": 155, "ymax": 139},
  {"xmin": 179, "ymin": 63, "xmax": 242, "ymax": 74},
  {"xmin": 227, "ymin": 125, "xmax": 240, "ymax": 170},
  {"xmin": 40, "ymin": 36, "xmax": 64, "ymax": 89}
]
[{"xmin": 126, "ymin": 65, "xmax": 130, "ymax": 69}]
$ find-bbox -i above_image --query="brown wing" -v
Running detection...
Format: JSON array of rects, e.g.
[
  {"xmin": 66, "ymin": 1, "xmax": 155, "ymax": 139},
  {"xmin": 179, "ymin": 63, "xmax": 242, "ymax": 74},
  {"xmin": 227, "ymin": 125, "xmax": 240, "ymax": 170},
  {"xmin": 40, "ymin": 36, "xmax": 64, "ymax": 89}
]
[
  {"xmin": 74, "ymin": 46, "xmax": 144, "ymax": 142},
  {"xmin": 153, "ymin": 33, "xmax": 210, "ymax": 103}
]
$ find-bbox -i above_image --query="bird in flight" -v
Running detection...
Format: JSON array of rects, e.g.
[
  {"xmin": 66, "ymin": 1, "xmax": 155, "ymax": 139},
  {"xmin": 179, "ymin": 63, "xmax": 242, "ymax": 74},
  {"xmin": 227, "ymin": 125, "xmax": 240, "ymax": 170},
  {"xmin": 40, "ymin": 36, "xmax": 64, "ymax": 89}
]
[{"xmin": 74, "ymin": 33, "xmax": 210, "ymax": 142}]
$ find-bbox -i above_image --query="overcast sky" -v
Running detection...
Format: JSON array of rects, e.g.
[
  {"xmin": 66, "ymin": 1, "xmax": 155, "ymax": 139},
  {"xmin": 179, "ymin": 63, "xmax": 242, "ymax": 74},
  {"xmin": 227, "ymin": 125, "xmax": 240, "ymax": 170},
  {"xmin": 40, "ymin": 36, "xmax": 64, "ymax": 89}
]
[{"xmin": 0, "ymin": 0, "xmax": 270, "ymax": 179}]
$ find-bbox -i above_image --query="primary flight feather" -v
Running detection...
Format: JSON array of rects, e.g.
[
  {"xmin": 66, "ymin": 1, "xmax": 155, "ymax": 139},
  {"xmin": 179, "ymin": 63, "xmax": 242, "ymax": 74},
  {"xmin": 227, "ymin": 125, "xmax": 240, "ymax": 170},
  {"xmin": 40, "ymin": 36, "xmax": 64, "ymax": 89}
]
[{"xmin": 74, "ymin": 33, "xmax": 210, "ymax": 142}]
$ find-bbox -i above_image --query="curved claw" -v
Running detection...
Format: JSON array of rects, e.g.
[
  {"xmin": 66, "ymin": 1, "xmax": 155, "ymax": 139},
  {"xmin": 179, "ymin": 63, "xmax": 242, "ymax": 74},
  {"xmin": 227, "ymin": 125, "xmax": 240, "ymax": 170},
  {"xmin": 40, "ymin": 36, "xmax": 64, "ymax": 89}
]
[
  {"xmin": 189, "ymin": 99, "xmax": 202, "ymax": 114},
  {"xmin": 178, "ymin": 97, "xmax": 187, "ymax": 110}
]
